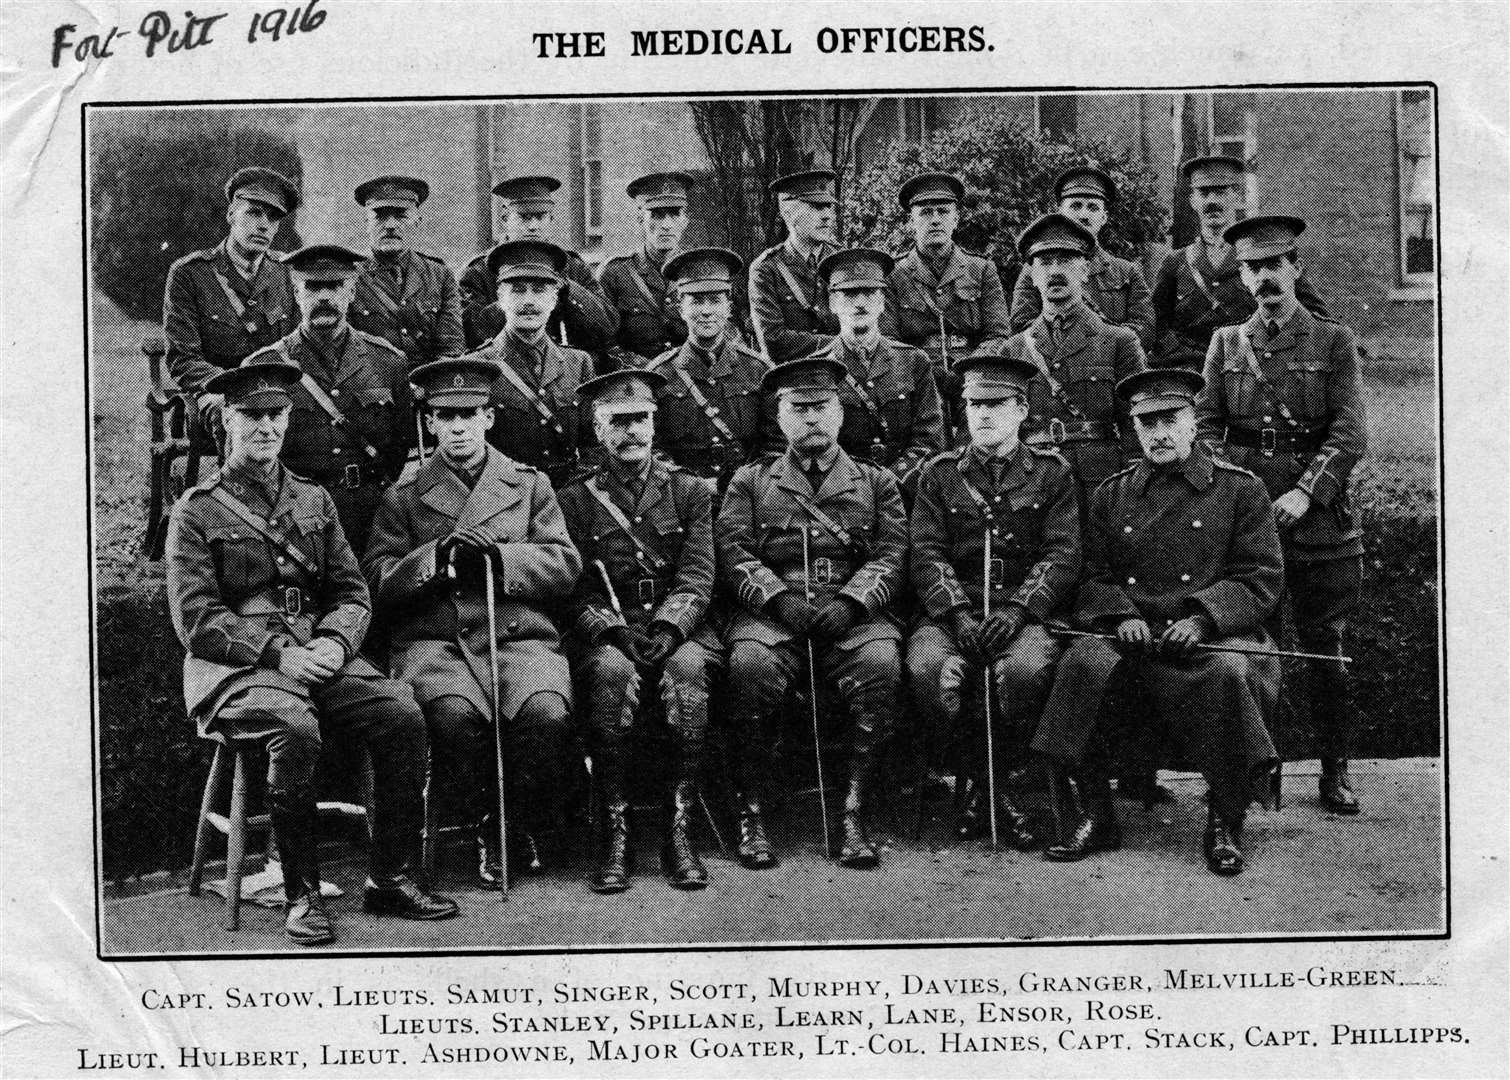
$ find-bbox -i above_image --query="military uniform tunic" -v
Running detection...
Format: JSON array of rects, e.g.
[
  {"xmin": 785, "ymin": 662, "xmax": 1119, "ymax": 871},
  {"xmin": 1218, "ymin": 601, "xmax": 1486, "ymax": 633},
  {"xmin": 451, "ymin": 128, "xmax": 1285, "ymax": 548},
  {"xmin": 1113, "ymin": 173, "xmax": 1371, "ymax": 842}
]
[
  {"xmin": 557, "ymin": 458, "xmax": 721, "ymax": 747},
  {"xmin": 1032, "ymin": 449, "xmax": 1284, "ymax": 824},
  {"xmin": 348, "ymin": 249, "xmax": 466, "ymax": 370},
  {"xmin": 598, "ymin": 249, "xmax": 687, "ymax": 363},
  {"xmin": 1152, "ymin": 238, "xmax": 1328, "ymax": 370},
  {"xmin": 748, "ymin": 240, "xmax": 840, "ymax": 364},
  {"xmin": 459, "ymin": 248, "xmax": 619, "ymax": 359},
  {"xmin": 908, "ymin": 443, "xmax": 1082, "ymax": 758},
  {"xmin": 466, "ymin": 330, "xmax": 595, "ymax": 491},
  {"xmin": 163, "ymin": 241, "xmax": 298, "ymax": 395},
  {"xmin": 991, "ymin": 302, "xmax": 1146, "ymax": 496},
  {"xmin": 244, "ymin": 327, "xmax": 415, "ymax": 554},
  {"xmin": 644, "ymin": 335, "xmax": 771, "ymax": 490},
  {"xmin": 1010, "ymin": 248, "xmax": 1156, "ymax": 350}
]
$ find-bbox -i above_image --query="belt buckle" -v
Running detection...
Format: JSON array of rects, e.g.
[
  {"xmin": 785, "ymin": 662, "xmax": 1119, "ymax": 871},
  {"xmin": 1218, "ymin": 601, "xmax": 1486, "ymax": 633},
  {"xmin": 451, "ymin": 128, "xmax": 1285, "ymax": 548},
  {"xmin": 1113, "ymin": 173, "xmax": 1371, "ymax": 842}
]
[
  {"xmin": 283, "ymin": 587, "xmax": 302, "ymax": 617},
  {"xmin": 988, "ymin": 557, "xmax": 1005, "ymax": 589},
  {"xmin": 343, "ymin": 463, "xmax": 364, "ymax": 488},
  {"xmin": 1260, "ymin": 427, "xmax": 1277, "ymax": 457},
  {"xmin": 637, "ymin": 578, "xmax": 657, "ymax": 607},
  {"xmin": 812, "ymin": 557, "xmax": 833, "ymax": 586},
  {"xmin": 1049, "ymin": 418, "xmax": 1067, "ymax": 444}
]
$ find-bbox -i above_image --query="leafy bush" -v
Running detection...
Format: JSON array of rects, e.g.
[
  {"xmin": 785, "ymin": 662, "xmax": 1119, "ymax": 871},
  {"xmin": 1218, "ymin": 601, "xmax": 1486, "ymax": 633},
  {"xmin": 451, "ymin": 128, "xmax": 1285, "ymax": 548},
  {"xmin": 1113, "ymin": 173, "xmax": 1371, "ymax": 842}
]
[
  {"xmin": 90, "ymin": 115, "xmax": 303, "ymax": 322},
  {"xmin": 843, "ymin": 104, "xmax": 1168, "ymax": 267}
]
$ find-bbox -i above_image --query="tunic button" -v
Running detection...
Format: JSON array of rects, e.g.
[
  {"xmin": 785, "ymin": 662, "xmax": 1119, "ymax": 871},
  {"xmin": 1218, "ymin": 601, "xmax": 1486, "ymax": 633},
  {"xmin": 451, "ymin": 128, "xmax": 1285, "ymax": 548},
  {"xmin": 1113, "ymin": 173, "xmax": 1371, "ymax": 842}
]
[
  {"xmin": 1263, "ymin": 415, "xmax": 1272, "ymax": 423},
  {"xmin": 1127, "ymin": 577, "xmax": 1136, "ymax": 585},
  {"xmin": 507, "ymin": 621, "xmax": 519, "ymax": 632},
  {"xmin": 1264, "ymin": 352, "xmax": 1273, "ymax": 359},
  {"xmin": 333, "ymin": 447, "xmax": 343, "ymax": 455},
  {"xmin": 1123, "ymin": 525, "xmax": 1133, "ymax": 533},
  {"xmin": 331, "ymin": 389, "xmax": 340, "ymax": 396},
  {"xmin": 276, "ymin": 556, "xmax": 285, "ymax": 564},
  {"xmin": 1180, "ymin": 573, "xmax": 1191, "ymax": 582},
  {"xmin": 1192, "ymin": 520, "xmax": 1202, "ymax": 529}
]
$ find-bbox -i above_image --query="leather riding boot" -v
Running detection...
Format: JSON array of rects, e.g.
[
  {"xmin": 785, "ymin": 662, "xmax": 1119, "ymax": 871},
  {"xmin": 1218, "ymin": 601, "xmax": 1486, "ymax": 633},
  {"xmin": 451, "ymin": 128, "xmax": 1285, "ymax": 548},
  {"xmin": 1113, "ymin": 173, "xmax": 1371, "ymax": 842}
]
[
  {"xmin": 663, "ymin": 781, "xmax": 709, "ymax": 889},
  {"xmin": 955, "ymin": 780, "xmax": 1041, "ymax": 850},
  {"xmin": 1319, "ymin": 758, "xmax": 1360, "ymax": 815},
  {"xmin": 475, "ymin": 815, "xmax": 506, "ymax": 889},
  {"xmin": 1203, "ymin": 806, "xmax": 1245, "ymax": 875},
  {"xmin": 1044, "ymin": 764, "xmax": 1122, "ymax": 862},
  {"xmin": 736, "ymin": 731, "xmax": 776, "ymax": 869},
  {"xmin": 838, "ymin": 734, "xmax": 880, "ymax": 868},
  {"xmin": 591, "ymin": 799, "xmax": 632, "ymax": 893},
  {"xmin": 267, "ymin": 788, "xmax": 333, "ymax": 945}
]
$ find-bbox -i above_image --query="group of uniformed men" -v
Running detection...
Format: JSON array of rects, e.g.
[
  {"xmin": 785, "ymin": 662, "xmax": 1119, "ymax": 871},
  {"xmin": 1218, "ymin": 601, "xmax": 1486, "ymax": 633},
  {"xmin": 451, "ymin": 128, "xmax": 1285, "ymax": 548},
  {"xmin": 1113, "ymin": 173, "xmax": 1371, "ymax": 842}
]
[{"xmin": 161, "ymin": 153, "xmax": 1367, "ymax": 946}]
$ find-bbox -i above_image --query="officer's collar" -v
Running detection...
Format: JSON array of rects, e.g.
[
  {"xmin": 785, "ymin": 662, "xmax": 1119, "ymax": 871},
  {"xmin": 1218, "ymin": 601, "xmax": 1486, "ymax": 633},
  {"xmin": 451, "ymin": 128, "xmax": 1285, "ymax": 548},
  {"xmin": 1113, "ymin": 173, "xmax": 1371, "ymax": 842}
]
[
  {"xmin": 220, "ymin": 237, "xmax": 264, "ymax": 281},
  {"xmin": 1136, "ymin": 445, "xmax": 1214, "ymax": 492},
  {"xmin": 968, "ymin": 439, "xmax": 1027, "ymax": 471},
  {"xmin": 787, "ymin": 442, "xmax": 840, "ymax": 474}
]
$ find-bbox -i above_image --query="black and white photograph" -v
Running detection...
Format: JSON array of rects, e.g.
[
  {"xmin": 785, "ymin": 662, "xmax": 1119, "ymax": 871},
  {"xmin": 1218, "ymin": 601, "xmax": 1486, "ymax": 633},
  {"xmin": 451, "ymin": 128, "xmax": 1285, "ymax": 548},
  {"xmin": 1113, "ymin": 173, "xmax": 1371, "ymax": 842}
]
[{"xmin": 87, "ymin": 87, "xmax": 1443, "ymax": 957}]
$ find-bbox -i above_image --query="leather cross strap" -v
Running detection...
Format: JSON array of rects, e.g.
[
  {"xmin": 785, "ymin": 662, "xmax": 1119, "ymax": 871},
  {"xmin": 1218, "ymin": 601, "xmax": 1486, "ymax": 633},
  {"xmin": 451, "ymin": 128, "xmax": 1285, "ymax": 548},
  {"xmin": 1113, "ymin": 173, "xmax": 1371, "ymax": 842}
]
[
  {"xmin": 775, "ymin": 260, "xmax": 824, "ymax": 317},
  {"xmin": 1020, "ymin": 331, "xmax": 1087, "ymax": 421},
  {"xmin": 274, "ymin": 342, "xmax": 382, "ymax": 461},
  {"xmin": 952, "ymin": 455, "xmax": 997, "ymax": 522},
  {"xmin": 624, "ymin": 259, "xmax": 664, "ymax": 310},
  {"xmin": 489, "ymin": 345, "xmax": 565, "ymax": 435},
  {"xmin": 584, "ymin": 476, "xmax": 668, "ymax": 574},
  {"xmin": 1237, "ymin": 327, "xmax": 1305, "ymax": 431},
  {"xmin": 667, "ymin": 360, "xmax": 737, "ymax": 443},
  {"xmin": 211, "ymin": 268, "xmax": 264, "ymax": 334},
  {"xmin": 837, "ymin": 359, "xmax": 893, "ymax": 441},
  {"xmin": 1184, "ymin": 244, "xmax": 1221, "ymax": 309},
  {"xmin": 783, "ymin": 485, "xmax": 865, "ymax": 557},
  {"xmin": 207, "ymin": 486, "xmax": 319, "ymax": 576},
  {"xmin": 358, "ymin": 270, "xmax": 405, "ymax": 322}
]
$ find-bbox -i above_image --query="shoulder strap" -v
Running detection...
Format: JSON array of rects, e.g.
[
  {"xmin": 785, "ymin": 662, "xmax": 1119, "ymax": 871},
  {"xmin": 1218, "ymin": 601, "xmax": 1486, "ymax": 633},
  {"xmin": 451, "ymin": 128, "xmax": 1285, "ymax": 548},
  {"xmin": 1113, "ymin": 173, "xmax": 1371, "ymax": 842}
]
[
  {"xmin": 786, "ymin": 486, "xmax": 864, "ymax": 556},
  {"xmin": 210, "ymin": 268, "xmax": 262, "ymax": 333},
  {"xmin": 623, "ymin": 259, "xmax": 662, "ymax": 309},
  {"xmin": 490, "ymin": 345, "xmax": 565, "ymax": 434},
  {"xmin": 1184, "ymin": 244, "xmax": 1220, "ymax": 308},
  {"xmin": 358, "ymin": 270, "xmax": 404, "ymax": 322},
  {"xmin": 951, "ymin": 456, "xmax": 997, "ymax": 520},
  {"xmin": 275, "ymin": 341, "xmax": 382, "ymax": 461},
  {"xmin": 1236, "ymin": 328, "xmax": 1304, "ymax": 430},
  {"xmin": 837, "ymin": 363, "xmax": 892, "ymax": 439},
  {"xmin": 667, "ymin": 359, "xmax": 738, "ymax": 443},
  {"xmin": 584, "ymin": 476, "xmax": 668, "ymax": 574},
  {"xmin": 1020, "ymin": 332, "xmax": 1086, "ymax": 420},
  {"xmin": 207, "ymin": 486, "xmax": 318, "ymax": 576},
  {"xmin": 775, "ymin": 259, "xmax": 818, "ymax": 314}
]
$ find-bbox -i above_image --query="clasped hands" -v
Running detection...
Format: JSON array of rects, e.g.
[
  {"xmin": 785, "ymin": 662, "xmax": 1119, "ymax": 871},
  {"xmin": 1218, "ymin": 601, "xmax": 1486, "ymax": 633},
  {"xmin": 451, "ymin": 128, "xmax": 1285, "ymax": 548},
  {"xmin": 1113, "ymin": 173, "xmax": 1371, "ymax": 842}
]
[
  {"xmin": 277, "ymin": 635, "xmax": 346, "ymax": 686},
  {"xmin": 603, "ymin": 624, "xmax": 680, "ymax": 668},
  {"xmin": 1114, "ymin": 613, "xmax": 1215, "ymax": 657},
  {"xmin": 949, "ymin": 605, "xmax": 1028, "ymax": 664},
  {"xmin": 769, "ymin": 592, "xmax": 862, "ymax": 641}
]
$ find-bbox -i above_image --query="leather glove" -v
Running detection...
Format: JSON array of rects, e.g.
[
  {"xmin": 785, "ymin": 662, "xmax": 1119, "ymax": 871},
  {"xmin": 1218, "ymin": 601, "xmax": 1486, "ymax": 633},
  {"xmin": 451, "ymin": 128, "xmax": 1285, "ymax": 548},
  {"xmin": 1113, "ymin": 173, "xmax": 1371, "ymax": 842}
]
[
  {"xmin": 948, "ymin": 609, "xmax": 984, "ymax": 662},
  {"xmin": 1115, "ymin": 617, "xmax": 1153, "ymax": 654},
  {"xmin": 769, "ymin": 592, "xmax": 816, "ymax": 634},
  {"xmin": 1158, "ymin": 614, "xmax": 1213, "ymax": 658},
  {"xmin": 979, "ymin": 606, "xmax": 1028, "ymax": 660},
  {"xmin": 810, "ymin": 597, "xmax": 860, "ymax": 641},
  {"xmin": 603, "ymin": 625, "xmax": 653, "ymax": 664},
  {"xmin": 637, "ymin": 627, "xmax": 679, "ymax": 667}
]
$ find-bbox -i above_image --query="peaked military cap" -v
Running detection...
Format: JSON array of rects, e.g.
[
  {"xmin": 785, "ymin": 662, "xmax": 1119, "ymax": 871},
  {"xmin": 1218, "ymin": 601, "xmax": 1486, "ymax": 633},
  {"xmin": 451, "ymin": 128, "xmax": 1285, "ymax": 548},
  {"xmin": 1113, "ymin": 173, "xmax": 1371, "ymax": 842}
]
[
  {"xmin": 1118, "ymin": 368, "xmax": 1206, "ymax": 417},
  {"xmin": 492, "ymin": 175, "xmax": 561, "ymax": 209},
  {"xmin": 760, "ymin": 354, "xmax": 849, "ymax": 403},
  {"xmin": 1224, "ymin": 213, "xmax": 1307, "ymax": 261},
  {"xmin": 1054, "ymin": 165, "xmax": 1117, "ymax": 204},
  {"xmin": 627, "ymin": 171, "xmax": 695, "ymax": 209},
  {"xmin": 664, "ymin": 247, "xmax": 743, "ymax": 294},
  {"xmin": 283, "ymin": 243, "xmax": 366, "ymax": 279},
  {"xmin": 224, "ymin": 167, "xmax": 300, "ymax": 216},
  {"xmin": 578, "ymin": 368, "xmax": 666, "ymax": 415},
  {"xmin": 486, "ymin": 239, "xmax": 569, "ymax": 282},
  {"xmin": 898, "ymin": 171, "xmax": 965, "ymax": 209},
  {"xmin": 817, "ymin": 247, "xmax": 894, "ymax": 292},
  {"xmin": 207, "ymin": 359, "xmax": 302, "ymax": 408},
  {"xmin": 354, "ymin": 175, "xmax": 429, "ymax": 208},
  {"xmin": 769, "ymin": 169, "xmax": 837, "ymax": 205},
  {"xmin": 411, "ymin": 356, "xmax": 501, "ymax": 408},
  {"xmin": 955, "ymin": 349, "xmax": 1038, "ymax": 403},
  {"xmin": 1017, "ymin": 212, "xmax": 1096, "ymax": 260},
  {"xmin": 1181, "ymin": 154, "xmax": 1247, "ymax": 184}
]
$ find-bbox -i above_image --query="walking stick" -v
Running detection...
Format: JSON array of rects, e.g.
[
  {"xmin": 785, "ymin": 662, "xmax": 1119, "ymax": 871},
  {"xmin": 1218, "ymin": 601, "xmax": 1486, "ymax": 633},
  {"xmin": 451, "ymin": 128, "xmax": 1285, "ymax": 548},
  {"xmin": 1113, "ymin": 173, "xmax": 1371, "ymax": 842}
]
[
  {"xmin": 482, "ymin": 547, "xmax": 509, "ymax": 898},
  {"xmin": 1044, "ymin": 624, "xmax": 1352, "ymax": 664},
  {"xmin": 800, "ymin": 524, "xmax": 832, "ymax": 856},
  {"xmin": 981, "ymin": 528, "xmax": 1000, "ymax": 850}
]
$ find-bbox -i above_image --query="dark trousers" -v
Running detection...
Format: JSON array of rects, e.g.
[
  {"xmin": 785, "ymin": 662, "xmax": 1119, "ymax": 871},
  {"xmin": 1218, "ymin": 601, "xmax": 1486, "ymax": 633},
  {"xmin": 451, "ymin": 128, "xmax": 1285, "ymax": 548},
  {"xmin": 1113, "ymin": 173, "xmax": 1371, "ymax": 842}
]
[{"xmin": 1271, "ymin": 552, "xmax": 1363, "ymax": 760}]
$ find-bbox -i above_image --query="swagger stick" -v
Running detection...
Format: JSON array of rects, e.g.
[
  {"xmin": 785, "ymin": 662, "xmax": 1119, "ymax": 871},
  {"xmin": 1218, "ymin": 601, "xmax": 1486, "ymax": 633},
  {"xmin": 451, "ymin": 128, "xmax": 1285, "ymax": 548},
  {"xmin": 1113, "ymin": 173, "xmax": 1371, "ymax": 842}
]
[
  {"xmin": 1044, "ymin": 625, "xmax": 1352, "ymax": 664},
  {"xmin": 801, "ymin": 524, "xmax": 832, "ymax": 856},
  {"xmin": 482, "ymin": 548, "xmax": 509, "ymax": 898},
  {"xmin": 981, "ymin": 527, "xmax": 1000, "ymax": 850}
]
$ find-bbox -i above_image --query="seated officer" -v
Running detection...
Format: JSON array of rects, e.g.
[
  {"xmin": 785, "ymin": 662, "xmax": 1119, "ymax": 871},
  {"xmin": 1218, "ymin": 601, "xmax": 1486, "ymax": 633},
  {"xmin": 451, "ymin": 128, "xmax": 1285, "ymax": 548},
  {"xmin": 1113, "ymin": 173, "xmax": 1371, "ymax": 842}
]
[
  {"xmin": 645, "ymin": 247, "xmax": 770, "ymax": 493},
  {"xmin": 363, "ymin": 357, "xmax": 583, "ymax": 884},
  {"xmin": 166, "ymin": 361, "xmax": 456, "ymax": 946},
  {"xmin": 908, "ymin": 352, "xmax": 1081, "ymax": 848},
  {"xmin": 717, "ymin": 355, "xmax": 908, "ymax": 869},
  {"xmin": 557, "ymin": 369, "xmax": 720, "ymax": 893},
  {"xmin": 1032, "ymin": 369, "xmax": 1284, "ymax": 875},
  {"xmin": 462, "ymin": 240, "xmax": 595, "ymax": 491},
  {"xmin": 760, "ymin": 248, "xmax": 945, "ymax": 494}
]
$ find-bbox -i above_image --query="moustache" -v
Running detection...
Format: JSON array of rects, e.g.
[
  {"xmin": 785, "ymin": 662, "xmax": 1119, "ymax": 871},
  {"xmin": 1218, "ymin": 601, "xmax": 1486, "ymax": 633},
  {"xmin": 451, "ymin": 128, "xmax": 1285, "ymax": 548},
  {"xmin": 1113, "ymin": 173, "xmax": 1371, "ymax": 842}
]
[
  {"xmin": 1254, "ymin": 282, "xmax": 1282, "ymax": 296},
  {"xmin": 1047, "ymin": 277, "xmax": 1069, "ymax": 287}
]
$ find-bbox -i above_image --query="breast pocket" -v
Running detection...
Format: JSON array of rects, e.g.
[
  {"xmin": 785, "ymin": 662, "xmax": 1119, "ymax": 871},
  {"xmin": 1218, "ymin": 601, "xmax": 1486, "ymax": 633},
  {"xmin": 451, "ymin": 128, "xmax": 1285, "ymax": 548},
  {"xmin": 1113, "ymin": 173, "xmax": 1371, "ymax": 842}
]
[
  {"xmin": 719, "ymin": 385, "xmax": 762, "ymax": 443},
  {"xmin": 1222, "ymin": 359, "xmax": 1261, "ymax": 416},
  {"xmin": 205, "ymin": 525, "xmax": 260, "ymax": 594},
  {"xmin": 1067, "ymin": 363, "xmax": 1116, "ymax": 420},
  {"xmin": 292, "ymin": 514, "xmax": 326, "ymax": 575},
  {"xmin": 1287, "ymin": 359, "xmax": 1333, "ymax": 418}
]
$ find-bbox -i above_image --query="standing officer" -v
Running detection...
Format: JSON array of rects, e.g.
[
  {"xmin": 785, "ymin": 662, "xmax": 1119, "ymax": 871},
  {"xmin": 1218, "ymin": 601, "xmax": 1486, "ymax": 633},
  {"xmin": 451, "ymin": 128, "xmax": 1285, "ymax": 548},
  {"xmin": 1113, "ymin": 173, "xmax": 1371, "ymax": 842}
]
[
  {"xmin": 886, "ymin": 171, "xmax": 1011, "ymax": 432},
  {"xmin": 1032, "ymin": 369, "xmax": 1284, "ymax": 875},
  {"xmin": 557, "ymin": 369, "xmax": 720, "ymax": 893},
  {"xmin": 748, "ymin": 169, "xmax": 842, "ymax": 363},
  {"xmin": 1152, "ymin": 156, "xmax": 1327, "ymax": 371},
  {"xmin": 599, "ymin": 172, "xmax": 694, "ymax": 366},
  {"xmin": 463, "ymin": 240, "xmax": 595, "ymax": 491},
  {"xmin": 1010, "ymin": 166, "xmax": 1156, "ymax": 350},
  {"xmin": 348, "ymin": 175, "xmax": 466, "ymax": 371},
  {"xmin": 243, "ymin": 244, "xmax": 414, "ymax": 555},
  {"xmin": 993, "ymin": 214, "xmax": 1147, "ymax": 500},
  {"xmin": 363, "ymin": 356, "xmax": 582, "ymax": 885},
  {"xmin": 717, "ymin": 355, "xmax": 908, "ymax": 870},
  {"xmin": 1197, "ymin": 214, "xmax": 1369, "ymax": 814},
  {"xmin": 167, "ymin": 361, "xmax": 456, "ymax": 946},
  {"xmin": 759, "ymin": 248, "xmax": 945, "ymax": 493},
  {"xmin": 459, "ymin": 176, "xmax": 619, "ymax": 359},
  {"xmin": 645, "ymin": 248, "xmax": 770, "ymax": 492},
  {"xmin": 908, "ymin": 352, "xmax": 1081, "ymax": 847},
  {"xmin": 163, "ymin": 167, "xmax": 300, "ymax": 409}
]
